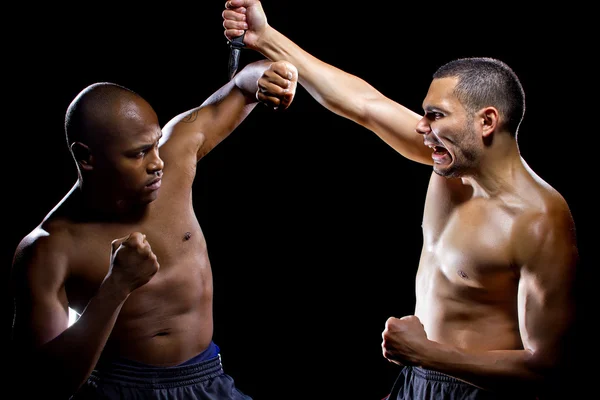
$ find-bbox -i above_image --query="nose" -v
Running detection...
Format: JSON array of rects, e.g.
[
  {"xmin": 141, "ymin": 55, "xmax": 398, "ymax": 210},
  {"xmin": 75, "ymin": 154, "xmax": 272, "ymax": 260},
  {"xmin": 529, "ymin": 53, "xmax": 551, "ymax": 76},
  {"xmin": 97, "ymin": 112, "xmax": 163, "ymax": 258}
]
[
  {"xmin": 415, "ymin": 116, "xmax": 430, "ymax": 136},
  {"xmin": 148, "ymin": 148, "xmax": 164, "ymax": 175}
]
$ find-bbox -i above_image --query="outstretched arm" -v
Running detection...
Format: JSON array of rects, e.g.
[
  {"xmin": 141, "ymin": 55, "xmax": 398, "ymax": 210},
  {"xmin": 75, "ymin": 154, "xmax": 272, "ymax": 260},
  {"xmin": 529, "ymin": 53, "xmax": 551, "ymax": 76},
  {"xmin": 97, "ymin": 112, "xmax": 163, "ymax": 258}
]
[
  {"xmin": 160, "ymin": 59, "xmax": 298, "ymax": 162},
  {"xmin": 223, "ymin": 0, "xmax": 432, "ymax": 165}
]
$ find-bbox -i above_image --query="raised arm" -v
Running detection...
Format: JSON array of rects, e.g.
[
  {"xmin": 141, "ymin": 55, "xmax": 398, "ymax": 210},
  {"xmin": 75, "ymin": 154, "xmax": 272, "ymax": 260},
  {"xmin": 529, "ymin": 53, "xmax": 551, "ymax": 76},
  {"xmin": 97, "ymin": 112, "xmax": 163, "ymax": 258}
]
[
  {"xmin": 159, "ymin": 59, "xmax": 297, "ymax": 162},
  {"xmin": 223, "ymin": 0, "xmax": 432, "ymax": 165}
]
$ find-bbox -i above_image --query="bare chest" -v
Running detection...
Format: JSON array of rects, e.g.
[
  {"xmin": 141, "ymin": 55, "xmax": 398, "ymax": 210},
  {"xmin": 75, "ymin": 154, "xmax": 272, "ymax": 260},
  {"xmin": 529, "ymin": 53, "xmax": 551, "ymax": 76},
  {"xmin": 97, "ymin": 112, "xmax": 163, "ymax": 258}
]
[
  {"xmin": 66, "ymin": 208, "xmax": 209, "ymax": 312},
  {"xmin": 420, "ymin": 200, "xmax": 517, "ymax": 289}
]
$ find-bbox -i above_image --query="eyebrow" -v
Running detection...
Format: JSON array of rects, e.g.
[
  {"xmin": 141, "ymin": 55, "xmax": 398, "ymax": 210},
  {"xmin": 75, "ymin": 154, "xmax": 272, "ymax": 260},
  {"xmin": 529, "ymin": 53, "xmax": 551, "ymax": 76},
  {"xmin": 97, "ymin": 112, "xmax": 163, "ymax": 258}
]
[
  {"xmin": 423, "ymin": 101, "xmax": 450, "ymax": 112},
  {"xmin": 129, "ymin": 133, "xmax": 163, "ymax": 153}
]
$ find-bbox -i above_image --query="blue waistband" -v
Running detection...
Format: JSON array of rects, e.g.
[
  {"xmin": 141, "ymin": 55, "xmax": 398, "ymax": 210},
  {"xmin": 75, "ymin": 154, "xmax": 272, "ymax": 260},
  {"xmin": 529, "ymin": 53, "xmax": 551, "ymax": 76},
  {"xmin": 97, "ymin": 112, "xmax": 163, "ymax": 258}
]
[
  {"xmin": 178, "ymin": 341, "xmax": 220, "ymax": 365},
  {"xmin": 91, "ymin": 342, "xmax": 223, "ymax": 388}
]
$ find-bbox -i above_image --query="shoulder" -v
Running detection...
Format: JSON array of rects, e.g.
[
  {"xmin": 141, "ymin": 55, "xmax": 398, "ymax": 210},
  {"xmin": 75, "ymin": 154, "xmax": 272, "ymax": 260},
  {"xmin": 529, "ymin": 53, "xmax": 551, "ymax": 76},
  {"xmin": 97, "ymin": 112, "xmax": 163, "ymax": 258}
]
[
  {"xmin": 512, "ymin": 187, "xmax": 578, "ymax": 271},
  {"xmin": 518, "ymin": 185, "xmax": 575, "ymax": 240},
  {"xmin": 12, "ymin": 220, "xmax": 74, "ymax": 284},
  {"xmin": 158, "ymin": 109, "xmax": 207, "ymax": 162}
]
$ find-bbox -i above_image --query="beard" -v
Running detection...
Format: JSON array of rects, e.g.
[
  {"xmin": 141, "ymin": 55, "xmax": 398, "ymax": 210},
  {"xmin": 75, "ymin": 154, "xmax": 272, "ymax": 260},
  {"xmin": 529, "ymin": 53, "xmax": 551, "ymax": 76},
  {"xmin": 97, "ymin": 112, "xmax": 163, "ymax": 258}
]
[{"xmin": 433, "ymin": 124, "xmax": 479, "ymax": 179}]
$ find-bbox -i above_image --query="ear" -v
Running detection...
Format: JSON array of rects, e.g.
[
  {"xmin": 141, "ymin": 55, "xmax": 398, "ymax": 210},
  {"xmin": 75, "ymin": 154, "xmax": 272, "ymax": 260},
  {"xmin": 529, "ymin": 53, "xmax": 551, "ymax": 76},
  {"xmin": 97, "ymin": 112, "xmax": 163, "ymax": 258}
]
[
  {"xmin": 70, "ymin": 142, "xmax": 94, "ymax": 171},
  {"xmin": 479, "ymin": 107, "xmax": 499, "ymax": 138}
]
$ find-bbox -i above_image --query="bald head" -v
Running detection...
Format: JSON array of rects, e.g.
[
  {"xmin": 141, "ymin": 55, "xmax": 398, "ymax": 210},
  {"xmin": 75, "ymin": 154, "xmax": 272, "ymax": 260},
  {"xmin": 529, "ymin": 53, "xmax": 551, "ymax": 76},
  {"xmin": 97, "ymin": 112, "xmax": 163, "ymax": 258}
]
[
  {"xmin": 65, "ymin": 82, "xmax": 157, "ymax": 150},
  {"xmin": 64, "ymin": 82, "xmax": 161, "ymax": 182}
]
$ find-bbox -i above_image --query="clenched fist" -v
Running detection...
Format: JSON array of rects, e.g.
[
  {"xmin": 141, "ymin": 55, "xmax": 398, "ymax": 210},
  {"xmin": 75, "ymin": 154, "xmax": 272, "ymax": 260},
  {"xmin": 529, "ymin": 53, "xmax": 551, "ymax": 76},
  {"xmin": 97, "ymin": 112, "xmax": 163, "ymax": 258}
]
[
  {"xmin": 381, "ymin": 315, "xmax": 430, "ymax": 367},
  {"xmin": 257, "ymin": 60, "xmax": 298, "ymax": 111},
  {"xmin": 108, "ymin": 232, "xmax": 160, "ymax": 294}
]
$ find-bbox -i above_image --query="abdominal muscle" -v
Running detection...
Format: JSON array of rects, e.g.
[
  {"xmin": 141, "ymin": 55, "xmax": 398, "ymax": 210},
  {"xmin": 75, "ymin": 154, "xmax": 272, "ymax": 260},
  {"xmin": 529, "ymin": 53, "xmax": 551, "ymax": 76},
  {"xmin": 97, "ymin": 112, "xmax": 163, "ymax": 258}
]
[
  {"xmin": 106, "ymin": 309, "xmax": 214, "ymax": 366},
  {"xmin": 414, "ymin": 263, "xmax": 523, "ymax": 352},
  {"xmin": 102, "ymin": 255, "xmax": 215, "ymax": 366},
  {"xmin": 417, "ymin": 297, "xmax": 523, "ymax": 352}
]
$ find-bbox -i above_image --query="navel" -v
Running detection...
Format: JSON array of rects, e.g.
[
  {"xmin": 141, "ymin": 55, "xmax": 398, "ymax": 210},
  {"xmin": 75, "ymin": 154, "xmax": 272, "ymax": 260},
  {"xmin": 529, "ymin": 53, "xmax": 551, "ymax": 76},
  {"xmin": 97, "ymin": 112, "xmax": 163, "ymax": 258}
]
[
  {"xmin": 183, "ymin": 232, "xmax": 192, "ymax": 241},
  {"xmin": 458, "ymin": 269, "xmax": 469, "ymax": 279}
]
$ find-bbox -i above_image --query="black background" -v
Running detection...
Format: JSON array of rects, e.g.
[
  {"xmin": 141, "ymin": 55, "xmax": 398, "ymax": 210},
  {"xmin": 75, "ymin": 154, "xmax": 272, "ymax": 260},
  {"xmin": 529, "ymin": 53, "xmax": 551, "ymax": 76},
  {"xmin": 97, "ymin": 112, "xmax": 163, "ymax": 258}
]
[{"xmin": 3, "ymin": 2, "xmax": 593, "ymax": 399}]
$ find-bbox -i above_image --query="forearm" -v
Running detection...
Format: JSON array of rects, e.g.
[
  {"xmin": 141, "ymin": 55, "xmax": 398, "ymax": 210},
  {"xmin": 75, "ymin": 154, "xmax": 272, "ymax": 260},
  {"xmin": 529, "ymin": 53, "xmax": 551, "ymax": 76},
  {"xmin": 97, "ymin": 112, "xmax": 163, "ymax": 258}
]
[
  {"xmin": 19, "ymin": 280, "xmax": 128, "ymax": 398},
  {"xmin": 233, "ymin": 59, "xmax": 272, "ymax": 102},
  {"xmin": 422, "ymin": 342, "xmax": 546, "ymax": 395},
  {"xmin": 255, "ymin": 26, "xmax": 375, "ymax": 122},
  {"xmin": 253, "ymin": 26, "xmax": 430, "ymax": 164}
]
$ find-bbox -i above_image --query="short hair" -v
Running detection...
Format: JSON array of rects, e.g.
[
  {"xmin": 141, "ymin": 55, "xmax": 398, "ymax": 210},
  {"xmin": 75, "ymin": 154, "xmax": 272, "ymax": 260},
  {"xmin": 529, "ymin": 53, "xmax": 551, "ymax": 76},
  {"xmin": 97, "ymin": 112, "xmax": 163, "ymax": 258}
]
[{"xmin": 433, "ymin": 57, "xmax": 525, "ymax": 137}]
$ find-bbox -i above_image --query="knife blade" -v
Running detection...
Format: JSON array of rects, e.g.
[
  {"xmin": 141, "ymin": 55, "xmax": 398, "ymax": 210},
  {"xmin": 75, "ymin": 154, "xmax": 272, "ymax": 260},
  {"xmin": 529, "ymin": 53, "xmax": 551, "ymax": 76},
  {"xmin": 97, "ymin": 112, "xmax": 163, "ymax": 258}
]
[{"xmin": 228, "ymin": 33, "xmax": 246, "ymax": 80}]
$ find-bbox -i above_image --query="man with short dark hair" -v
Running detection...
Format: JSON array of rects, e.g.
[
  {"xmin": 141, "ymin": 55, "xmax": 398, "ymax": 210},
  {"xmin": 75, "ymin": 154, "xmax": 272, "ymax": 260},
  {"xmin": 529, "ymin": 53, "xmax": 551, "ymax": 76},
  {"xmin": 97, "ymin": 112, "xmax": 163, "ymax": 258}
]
[{"xmin": 223, "ymin": 2, "xmax": 579, "ymax": 398}]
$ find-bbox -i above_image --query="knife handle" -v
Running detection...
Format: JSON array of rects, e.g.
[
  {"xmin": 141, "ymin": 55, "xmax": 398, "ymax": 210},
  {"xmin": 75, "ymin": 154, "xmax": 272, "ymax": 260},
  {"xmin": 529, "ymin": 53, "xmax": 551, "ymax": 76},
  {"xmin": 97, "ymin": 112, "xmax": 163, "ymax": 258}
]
[{"xmin": 230, "ymin": 33, "xmax": 246, "ymax": 49}]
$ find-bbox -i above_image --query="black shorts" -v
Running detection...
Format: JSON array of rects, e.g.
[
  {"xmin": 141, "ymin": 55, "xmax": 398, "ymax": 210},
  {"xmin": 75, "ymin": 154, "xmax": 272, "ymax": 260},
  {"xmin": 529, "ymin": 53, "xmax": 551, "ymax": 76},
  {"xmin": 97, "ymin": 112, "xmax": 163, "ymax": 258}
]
[
  {"xmin": 72, "ymin": 343, "xmax": 251, "ymax": 399},
  {"xmin": 384, "ymin": 366, "xmax": 537, "ymax": 400}
]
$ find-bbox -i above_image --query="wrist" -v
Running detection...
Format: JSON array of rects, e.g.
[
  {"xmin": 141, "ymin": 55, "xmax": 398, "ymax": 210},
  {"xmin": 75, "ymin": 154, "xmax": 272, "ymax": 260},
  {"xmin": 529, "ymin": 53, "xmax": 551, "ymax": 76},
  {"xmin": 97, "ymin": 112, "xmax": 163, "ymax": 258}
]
[{"xmin": 99, "ymin": 274, "xmax": 132, "ymax": 305}]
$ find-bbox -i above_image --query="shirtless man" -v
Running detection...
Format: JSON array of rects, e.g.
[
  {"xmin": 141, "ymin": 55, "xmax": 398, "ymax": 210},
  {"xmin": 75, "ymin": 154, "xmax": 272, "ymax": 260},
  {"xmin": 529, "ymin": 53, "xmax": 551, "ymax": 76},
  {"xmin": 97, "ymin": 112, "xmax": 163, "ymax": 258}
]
[
  {"xmin": 223, "ymin": 2, "xmax": 579, "ymax": 398},
  {"xmin": 9, "ymin": 59, "xmax": 297, "ymax": 399}
]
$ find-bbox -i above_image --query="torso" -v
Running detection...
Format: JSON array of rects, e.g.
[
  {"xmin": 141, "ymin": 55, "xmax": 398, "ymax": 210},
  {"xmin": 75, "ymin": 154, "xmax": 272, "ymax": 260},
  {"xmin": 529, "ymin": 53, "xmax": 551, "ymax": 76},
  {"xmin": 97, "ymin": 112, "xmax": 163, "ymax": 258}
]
[
  {"xmin": 42, "ymin": 147, "xmax": 213, "ymax": 366},
  {"xmin": 415, "ymin": 172, "xmax": 548, "ymax": 351}
]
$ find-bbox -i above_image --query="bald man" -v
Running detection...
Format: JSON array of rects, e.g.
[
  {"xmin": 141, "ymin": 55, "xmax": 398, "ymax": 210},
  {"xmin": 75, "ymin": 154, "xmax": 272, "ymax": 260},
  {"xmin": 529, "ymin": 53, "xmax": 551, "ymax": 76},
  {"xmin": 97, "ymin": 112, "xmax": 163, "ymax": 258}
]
[{"xmin": 9, "ymin": 59, "xmax": 298, "ymax": 399}]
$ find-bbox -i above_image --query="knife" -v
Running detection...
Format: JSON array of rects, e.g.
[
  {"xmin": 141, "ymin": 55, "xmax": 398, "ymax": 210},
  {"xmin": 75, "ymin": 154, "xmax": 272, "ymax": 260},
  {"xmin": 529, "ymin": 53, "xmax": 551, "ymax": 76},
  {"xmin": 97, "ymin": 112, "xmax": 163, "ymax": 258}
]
[{"xmin": 228, "ymin": 33, "xmax": 246, "ymax": 80}]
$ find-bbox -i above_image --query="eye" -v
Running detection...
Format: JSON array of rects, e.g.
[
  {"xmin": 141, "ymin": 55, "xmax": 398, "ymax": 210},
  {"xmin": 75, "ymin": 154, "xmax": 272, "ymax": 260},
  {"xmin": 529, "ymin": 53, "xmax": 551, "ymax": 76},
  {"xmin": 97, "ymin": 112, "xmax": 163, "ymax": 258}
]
[
  {"xmin": 131, "ymin": 148, "xmax": 149, "ymax": 159},
  {"xmin": 132, "ymin": 141, "xmax": 159, "ymax": 159},
  {"xmin": 425, "ymin": 111, "xmax": 443, "ymax": 121}
]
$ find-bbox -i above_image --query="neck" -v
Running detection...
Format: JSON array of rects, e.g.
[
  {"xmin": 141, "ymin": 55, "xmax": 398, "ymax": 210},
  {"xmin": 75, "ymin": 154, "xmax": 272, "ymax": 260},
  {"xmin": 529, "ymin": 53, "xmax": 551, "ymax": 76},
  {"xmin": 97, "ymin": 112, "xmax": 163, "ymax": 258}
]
[
  {"xmin": 76, "ymin": 179, "xmax": 149, "ymax": 223},
  {"xmin": 461, "ymin": 138, "xmax": 527, "ymax": 198}
]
